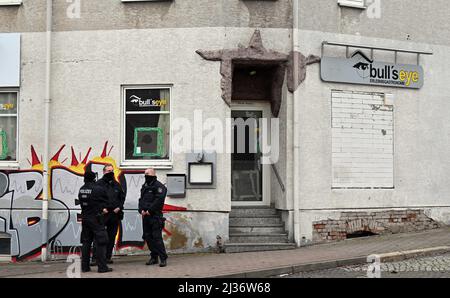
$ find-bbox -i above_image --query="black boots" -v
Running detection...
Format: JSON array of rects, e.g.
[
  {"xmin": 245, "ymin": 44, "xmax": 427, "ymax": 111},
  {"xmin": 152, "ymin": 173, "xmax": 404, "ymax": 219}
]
[
  {"xmin": 159, "ymin": 259, "xmax": 167, "ymax": 267},
  {"xmin": 98, "ymin": 267, "xmax": 113, "ymax": 273},
  {"xmin": 145, "ymin": 257, "xmax": 167, "ymax": 267},
  {"xmin": 146, "ymin": 258, "xmax": 159, "ymax": 265}
]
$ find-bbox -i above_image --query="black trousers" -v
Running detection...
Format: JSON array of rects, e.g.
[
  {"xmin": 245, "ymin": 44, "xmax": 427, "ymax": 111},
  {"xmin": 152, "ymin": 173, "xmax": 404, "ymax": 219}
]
[
  {"xmin": 143, "ymin": 215, "xmax": 168, "ymax": 260},
  {"xmin": 92, "ymin": 212, "xmax": 120, "ymax": 261},
  {"xmin": 80, "ymin": 215, "xmax": 108, "ymax": 271}
]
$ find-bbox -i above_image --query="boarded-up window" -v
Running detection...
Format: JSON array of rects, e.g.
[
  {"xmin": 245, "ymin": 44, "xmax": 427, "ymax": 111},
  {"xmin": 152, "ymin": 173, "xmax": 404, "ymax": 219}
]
[{"xmin": 332, "ymin": 90, "xmax": 394, "ymax": 189}]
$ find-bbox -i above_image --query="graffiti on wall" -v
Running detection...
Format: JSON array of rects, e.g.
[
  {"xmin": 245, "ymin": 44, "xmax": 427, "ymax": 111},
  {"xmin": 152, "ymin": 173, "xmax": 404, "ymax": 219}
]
[{"xmin": 0, "ymin": 141, "xmax": 195, "ymax": 261}]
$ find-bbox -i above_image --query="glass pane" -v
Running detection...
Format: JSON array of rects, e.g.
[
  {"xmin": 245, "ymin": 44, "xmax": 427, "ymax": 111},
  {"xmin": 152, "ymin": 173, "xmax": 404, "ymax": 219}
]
[
  {"xmin": 231, "ymin": 110, "xmax": 263, "ymax": 202},
  {"xmin": 0, "ymin": 92, "xmax": 18, "ymax": 115},
  {"xmin": 125, "ymin": 114, "xmax": 170, "ymax": 160},
  {"xmin": 0, "ymin": 116, "xmax": 17, "ymax": 161},
  {"xmin": 125, "ymin": 88, "xmax": 170, "ymax": 112}
]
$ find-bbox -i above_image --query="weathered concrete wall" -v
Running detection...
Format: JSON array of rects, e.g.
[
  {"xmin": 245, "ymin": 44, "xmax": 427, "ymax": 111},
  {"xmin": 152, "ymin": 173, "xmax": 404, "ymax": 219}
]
[
  {"xmin": 299, "ymin": 0, "xmax": 450, "ymax": 46},
  {"xmin": 0, "ymin": 0, "xmax": 293, "ymax": 33},
  {"xmin": 14, "ymin": 27, "xmax": 292, "ymax": 201}
]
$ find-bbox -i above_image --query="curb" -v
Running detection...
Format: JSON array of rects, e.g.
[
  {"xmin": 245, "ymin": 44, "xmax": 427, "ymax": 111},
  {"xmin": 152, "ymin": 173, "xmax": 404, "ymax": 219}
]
[
  {"xmin": 377, "ymin": 246, "xmax": 450, "ymax": 263},
  {"xmin": 211, "ymin": 246, "xmax": 450, "ymax": 278}
]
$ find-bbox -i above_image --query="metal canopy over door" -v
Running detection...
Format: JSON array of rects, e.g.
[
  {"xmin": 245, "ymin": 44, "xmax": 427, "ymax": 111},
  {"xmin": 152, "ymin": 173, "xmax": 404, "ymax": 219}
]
[{"xmin": 231, "ymin": 103, "xmax": 271, "ymax": 206}]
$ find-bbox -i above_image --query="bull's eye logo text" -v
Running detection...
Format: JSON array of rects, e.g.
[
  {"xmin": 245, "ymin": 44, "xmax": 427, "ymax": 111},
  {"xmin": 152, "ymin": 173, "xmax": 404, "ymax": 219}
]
[
  {"xmin": 352, "ymin": 51, "xmax": 420, "ymax": 87},
  {"xmin": 130, "ymin": 95, "xmax": 167, "ymax": 107}
]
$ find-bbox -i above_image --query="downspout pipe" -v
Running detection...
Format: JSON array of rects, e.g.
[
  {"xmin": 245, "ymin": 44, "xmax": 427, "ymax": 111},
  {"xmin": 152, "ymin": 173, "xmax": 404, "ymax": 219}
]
[
  {"xmin": 41, "ymin": 0, "xmax": 53, "ymax": 262},
  {"xmin": 292, "ymin": 0, "xmax": 301, "ymax": 247}
]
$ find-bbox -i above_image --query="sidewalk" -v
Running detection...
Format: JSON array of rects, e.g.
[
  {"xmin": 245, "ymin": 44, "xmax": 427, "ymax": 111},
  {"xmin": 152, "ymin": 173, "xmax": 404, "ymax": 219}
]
[{"xmin": 1, "ymin": 227, "xmax": 449, "ymax": 278}]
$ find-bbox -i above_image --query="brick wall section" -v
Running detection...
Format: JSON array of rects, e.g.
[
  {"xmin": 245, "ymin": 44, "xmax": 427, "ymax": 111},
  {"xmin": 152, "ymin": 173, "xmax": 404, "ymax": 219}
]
[{"xmin": 313, "ymin": 210, "xmax": 441, "ymax": 243}]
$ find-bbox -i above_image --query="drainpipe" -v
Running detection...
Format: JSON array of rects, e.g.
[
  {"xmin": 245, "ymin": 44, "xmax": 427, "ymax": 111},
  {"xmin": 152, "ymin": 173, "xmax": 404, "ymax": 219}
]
[
  {"xmin": 41, "ymin": 0, "xmax": 53, "ymax": 262},
  {"xmin": 292, "ymin": 0, "xmax": 301, "ymax": 247}
]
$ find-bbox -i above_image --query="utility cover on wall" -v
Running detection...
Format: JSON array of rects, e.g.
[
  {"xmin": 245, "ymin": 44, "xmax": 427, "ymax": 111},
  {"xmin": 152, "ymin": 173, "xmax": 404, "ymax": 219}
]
[{"xmin": 166, "ymin": 174, "xmax": 186, "ymax": 198}]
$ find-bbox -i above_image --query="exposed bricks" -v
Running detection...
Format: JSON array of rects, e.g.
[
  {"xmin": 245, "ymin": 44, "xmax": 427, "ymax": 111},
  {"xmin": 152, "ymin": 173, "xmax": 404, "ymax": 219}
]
[{"xmin": 312, "ymin": 210, "xmax": 441, "ymax": 244}]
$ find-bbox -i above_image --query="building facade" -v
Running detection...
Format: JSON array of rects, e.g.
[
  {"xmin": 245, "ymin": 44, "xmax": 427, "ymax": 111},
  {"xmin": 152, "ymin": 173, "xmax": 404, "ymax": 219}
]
[{"xmin": 0, "ymin": 0, "xmax": 448, "ymax": 261}]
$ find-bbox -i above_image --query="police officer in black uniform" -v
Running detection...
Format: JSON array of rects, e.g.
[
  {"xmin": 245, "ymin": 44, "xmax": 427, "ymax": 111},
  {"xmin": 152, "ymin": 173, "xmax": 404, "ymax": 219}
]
[
  {"xmin": 139, "ymin": 168, "xmax": 168, "ymax": 267},
  {"xmin": 78, "ymin": 170, "xmax": 112, "ymax": 273},
  {"xmin": 92, "ymin": 164, "xmax": 126, "ymax": 265}
]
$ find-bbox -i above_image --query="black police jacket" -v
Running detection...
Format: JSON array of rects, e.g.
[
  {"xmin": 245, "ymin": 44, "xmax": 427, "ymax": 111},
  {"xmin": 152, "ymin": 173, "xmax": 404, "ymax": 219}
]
[
  {"xmin": 138, "ymin": 180, "xmax": 167, "ymax": 217},
  {"xmin": 96, "ymin": 177, "xmax": 126, "ymax": 212},
  {"xmin": 78, "ymin": 182, "xmax": 108, "ymax": 217}
]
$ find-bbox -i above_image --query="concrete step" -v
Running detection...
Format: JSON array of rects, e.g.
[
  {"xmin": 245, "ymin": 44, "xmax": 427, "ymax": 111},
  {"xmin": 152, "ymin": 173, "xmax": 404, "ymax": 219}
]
[
  {"xmin": 230, "ymin": 208, "xmax": 278, "ymax": 217},
  {"xmin": 229, "ymin": 234, "xmax": 289, "ymax": 244},
  {"xmin": 230, "ymin": 217, "xmax": 281, "ymax": 226},
  {"xmin": 230, "ymin": 213, "xmax": 279, "ymax": 218},
  {"xmin": 229, "ymin": 226, "xmax": 286, "ymax": 234},
  {"xmin": 224, "ymin": 243, "xmax": 296, "ymax": 253}
]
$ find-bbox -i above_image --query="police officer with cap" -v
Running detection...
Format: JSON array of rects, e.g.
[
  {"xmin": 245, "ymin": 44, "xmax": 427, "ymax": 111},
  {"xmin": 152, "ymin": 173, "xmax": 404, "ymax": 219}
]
[
  {"xmin": 78, "ymin": 170, "xmax": 112, "ymax": 273},
  {"xmin": 139, "ymin": 168, "xmax": 168, "ymax": 267}
]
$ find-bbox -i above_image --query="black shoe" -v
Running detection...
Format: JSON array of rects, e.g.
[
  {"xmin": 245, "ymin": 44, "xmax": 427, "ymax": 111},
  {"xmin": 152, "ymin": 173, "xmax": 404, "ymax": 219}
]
[
  {"xmin": 146, "ymin": 258, "xmax": 158, "ymax": 266},
  {"xmin": 98, "ymin": 267, "xmax": 113, "ymax": 273},
  {"xmin": 159, "ymin": 259, "xmax": 167, "ymax": 267},
  {"xmin": 90, "ymin": 260, "xmax": 97, "ymax": 267},
  {"xmin": 107, "ymin": 259, "xmax": 114, "ymax": 264},
  {"xmin": 82, "ymin": 267, "xmax": 91, "ymax": 273}
]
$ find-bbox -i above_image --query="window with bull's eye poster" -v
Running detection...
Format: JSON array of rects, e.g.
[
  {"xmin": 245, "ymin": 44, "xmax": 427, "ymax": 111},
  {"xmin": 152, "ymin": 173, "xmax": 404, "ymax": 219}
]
[
  {"xmin": 123, "ymin": 86, "xmax": 170, "ymax": 161},
  {"xmin": 0, "ymin": 91, "xmax": 18, "ymax": 162}
]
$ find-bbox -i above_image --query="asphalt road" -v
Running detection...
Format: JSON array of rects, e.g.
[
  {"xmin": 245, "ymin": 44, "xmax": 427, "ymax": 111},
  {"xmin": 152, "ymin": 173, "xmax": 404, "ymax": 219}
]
[{"xmin": 281, "ymin": 253, "xmax": 450, "ymax": 278}]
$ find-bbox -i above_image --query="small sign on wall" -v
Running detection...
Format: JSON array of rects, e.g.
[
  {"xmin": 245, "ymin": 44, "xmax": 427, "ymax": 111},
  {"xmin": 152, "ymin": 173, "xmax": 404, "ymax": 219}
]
[
  {"xmin": 0, "ymin": 33, "xmax": 20, "ymax": 87},
  {"xmin": 186, "ymin": 152, "xmax": 217, "ymax": 189},
  {"xmin": 188, "ymin": 163, "xmax": 213, "ymax": 185}
]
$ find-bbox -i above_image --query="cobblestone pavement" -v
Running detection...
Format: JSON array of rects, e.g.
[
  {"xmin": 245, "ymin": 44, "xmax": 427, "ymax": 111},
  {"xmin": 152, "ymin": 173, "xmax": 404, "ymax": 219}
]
[{"xmin": 284, "ymin": 253, "xmax": 450, "ymax": 278}]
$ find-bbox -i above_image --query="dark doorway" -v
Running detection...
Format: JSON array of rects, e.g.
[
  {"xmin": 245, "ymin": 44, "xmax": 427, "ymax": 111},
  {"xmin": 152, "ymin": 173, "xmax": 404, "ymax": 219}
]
[
  {"xmin": 232, "ymin": 62, "xmax": 282, "ymax": 102},
  {"xmin": 231, "ymin": 110, "xmax": 263, "ymax": 202}
]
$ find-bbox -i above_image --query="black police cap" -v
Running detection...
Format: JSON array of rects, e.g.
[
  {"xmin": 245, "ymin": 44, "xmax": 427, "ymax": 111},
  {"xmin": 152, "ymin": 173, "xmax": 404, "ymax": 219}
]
[{"xmin": 84, "ymin": 170, "xmax": 96, "ymax": 181}]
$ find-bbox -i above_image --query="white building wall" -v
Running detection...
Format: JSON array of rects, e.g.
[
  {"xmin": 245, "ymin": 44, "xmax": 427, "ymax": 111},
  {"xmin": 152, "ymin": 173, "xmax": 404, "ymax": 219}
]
[{"xmin": 1, "ymin": 27, "xmax": 293, "ymax": 259}]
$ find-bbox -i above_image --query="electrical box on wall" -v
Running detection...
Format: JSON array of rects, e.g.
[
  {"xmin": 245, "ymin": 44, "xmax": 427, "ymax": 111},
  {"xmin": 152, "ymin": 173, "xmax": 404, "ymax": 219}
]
[
  {"xmin": 166, "ymin": 174, "xmax": 186, "ymax": 198},
  {"xmin": 186, "ymin": 151, "xmax": 217, "ymax": 189}
]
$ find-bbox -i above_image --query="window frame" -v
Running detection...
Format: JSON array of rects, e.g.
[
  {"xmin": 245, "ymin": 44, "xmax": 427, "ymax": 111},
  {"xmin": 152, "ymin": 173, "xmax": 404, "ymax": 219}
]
[
  {"xmin": 0, "ymin": 89, "xmax": 19, "ymax": 168},
  {"xmin": 120, "ymin": 85, "xmax": 173, "ymax": 169},
  {"xmin": 0, "ymin": 0, "xmax": 22, "ymax": 6},
  {"xmin": 337, "ymin": 0, "xmax": 366, "ymax": 9}
]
